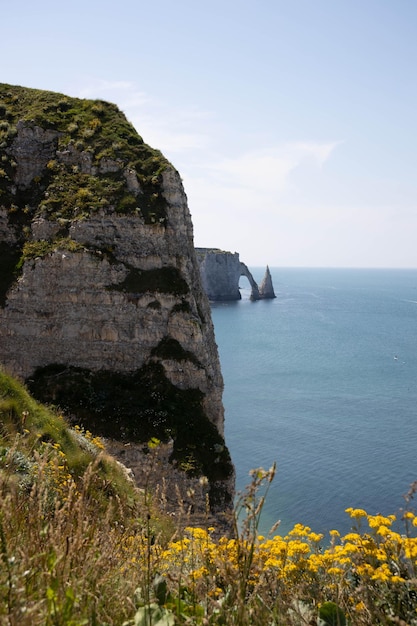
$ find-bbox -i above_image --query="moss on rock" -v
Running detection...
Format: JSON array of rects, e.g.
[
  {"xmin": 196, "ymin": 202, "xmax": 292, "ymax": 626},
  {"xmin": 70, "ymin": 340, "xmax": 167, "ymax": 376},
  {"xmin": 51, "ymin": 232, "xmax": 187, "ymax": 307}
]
[{"xmin": 0, "ymin": 83, "xmax": 169, "ymax": 224}]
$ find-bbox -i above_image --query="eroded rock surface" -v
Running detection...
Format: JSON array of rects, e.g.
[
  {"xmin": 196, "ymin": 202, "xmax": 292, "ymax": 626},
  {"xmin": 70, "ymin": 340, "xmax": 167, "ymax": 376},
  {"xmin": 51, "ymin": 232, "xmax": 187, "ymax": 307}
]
[
  {"xmin": 0, "ymin": 84, "xmax": 234, "ymax": 513},
  {"xmin": 259, "ymin": 265, "xmax": 276, "ymax": 299}
]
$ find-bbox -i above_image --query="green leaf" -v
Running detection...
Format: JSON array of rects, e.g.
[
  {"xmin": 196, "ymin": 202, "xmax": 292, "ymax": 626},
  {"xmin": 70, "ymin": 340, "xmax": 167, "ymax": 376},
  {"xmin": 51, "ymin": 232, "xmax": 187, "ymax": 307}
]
[
  {"xmin": 153, "ymin": 574, "xmax": 168, "ymax": 605},
  {"xmin": 46, "ymin": 586, "xmax": 56, "ymax": 601},
  {"xmin": 318, "ymin": 601, "xmax": 346, "ymax": 626}
]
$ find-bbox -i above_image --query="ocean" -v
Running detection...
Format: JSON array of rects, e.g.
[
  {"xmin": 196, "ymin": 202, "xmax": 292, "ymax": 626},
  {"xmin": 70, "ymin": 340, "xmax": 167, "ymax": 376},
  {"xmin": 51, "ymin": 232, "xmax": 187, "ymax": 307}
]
[{"xmin": 210, "ymin": 268, "xmax": 417, "ymax": 538}]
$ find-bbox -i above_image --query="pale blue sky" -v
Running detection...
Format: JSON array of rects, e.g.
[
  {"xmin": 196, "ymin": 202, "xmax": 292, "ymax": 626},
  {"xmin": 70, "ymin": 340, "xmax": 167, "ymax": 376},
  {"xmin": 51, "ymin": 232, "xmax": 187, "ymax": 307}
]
[{"xmin": 2, "ymin": 0, "xmax": 417, "ymax": 267}]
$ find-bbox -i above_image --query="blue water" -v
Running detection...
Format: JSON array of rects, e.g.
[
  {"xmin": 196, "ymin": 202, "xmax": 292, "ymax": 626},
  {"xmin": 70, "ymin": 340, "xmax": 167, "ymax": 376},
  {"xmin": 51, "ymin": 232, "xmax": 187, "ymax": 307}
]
[{"xmin": 211, "ymin": 268, "xmax": 417, "ymax": 538}]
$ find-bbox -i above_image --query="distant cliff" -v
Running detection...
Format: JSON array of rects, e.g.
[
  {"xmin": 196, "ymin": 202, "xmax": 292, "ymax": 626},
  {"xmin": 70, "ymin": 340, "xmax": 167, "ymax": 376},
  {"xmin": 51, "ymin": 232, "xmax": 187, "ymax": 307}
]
[
  {"xmin": 0, "ymin": 84, "xmax": 234, "ymax": 513},
  {"xmin": 196, "ymin": 248, "xmax": 276, "ymax": 301}
]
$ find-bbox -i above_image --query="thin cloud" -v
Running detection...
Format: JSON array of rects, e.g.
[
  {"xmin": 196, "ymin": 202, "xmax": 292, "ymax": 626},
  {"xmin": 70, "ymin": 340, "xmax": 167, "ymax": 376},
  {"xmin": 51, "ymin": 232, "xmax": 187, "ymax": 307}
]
[
  {"xmin": 75, "ymin": 80, "xmax": 341, "ymax": 186},
  {"xmin": 72, "ymin": 79, "xmax": 351, "ymax": 263},
  {"xmin": 290, "ymin": 141, "xmax": 342, "ymax": 167},
  {"xmin": 199, "ymin": 142, "xmax": 341, "ymax": 199},
  {"xmin": 75, "ymin": 79, "xmax": 214, "ymax": 155}
]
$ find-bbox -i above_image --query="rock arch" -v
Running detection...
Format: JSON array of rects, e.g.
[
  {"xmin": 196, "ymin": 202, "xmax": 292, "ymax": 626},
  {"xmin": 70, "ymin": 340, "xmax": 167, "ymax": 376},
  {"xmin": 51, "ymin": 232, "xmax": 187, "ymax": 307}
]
[
  {"xmin": 196, "ymin": 248, "xmax": 275, "ymax": 301},
  {"xmin": 239, "ymin": 262, "xmax": 260, "ymax": 300}
]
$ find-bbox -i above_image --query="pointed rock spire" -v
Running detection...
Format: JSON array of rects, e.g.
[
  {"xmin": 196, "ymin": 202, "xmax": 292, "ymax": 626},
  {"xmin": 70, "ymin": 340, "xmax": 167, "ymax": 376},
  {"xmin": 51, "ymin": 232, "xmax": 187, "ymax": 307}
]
[{"xmin": 259, "ymin": 266, "xmax": 276, "ymax": 299}]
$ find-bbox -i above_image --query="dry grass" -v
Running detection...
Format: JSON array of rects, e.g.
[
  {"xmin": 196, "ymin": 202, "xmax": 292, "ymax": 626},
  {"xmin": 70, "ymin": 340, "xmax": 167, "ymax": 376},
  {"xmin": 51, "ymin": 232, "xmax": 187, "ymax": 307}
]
[{"xmin": 2, "ymin": 371, "xmax": 417, "ymax": 625}]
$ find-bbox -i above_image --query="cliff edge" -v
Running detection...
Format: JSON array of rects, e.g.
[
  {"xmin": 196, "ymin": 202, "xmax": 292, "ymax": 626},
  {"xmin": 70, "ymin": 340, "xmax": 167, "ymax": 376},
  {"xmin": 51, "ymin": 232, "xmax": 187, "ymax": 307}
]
[{"xmin": 0, "ymin": 84, "xmax": 234, "ymax": 514}]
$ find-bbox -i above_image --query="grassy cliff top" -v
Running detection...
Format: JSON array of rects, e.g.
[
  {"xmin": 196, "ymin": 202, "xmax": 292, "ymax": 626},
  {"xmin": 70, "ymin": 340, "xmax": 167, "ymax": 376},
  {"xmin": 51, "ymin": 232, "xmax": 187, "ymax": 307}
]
[
  {"xmin": 0, "ymin": 83, "xmax": 170, "ymax": 223},
  {"xmin": 0, "ymin": 82, "xmax": 167, "ymax": 168}
]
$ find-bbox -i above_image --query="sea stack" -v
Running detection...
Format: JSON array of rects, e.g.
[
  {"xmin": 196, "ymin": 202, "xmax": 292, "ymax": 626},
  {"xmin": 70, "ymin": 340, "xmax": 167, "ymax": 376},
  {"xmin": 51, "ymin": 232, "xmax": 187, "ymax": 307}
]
[{"xmin": 259, "ymin": 266, "xmax": 276, "ymax": 299}]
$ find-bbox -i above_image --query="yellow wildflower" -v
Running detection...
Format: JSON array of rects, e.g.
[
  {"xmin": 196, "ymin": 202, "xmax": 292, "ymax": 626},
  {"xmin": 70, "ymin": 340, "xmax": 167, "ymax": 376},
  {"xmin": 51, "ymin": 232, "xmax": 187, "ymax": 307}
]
[
  {"xmin": 327, "ymin": 566, "xmax": 344, "ymax": 576},
  {"xmin": 371, "ymin": 563, "xmax": 391, "ymax": 582},
  {"xmin": 287, "ymin": 540, "xmax": 310, "ymax": 556},
  {"xmin": 345, "ymin": 507, "xmax": 367, "ymax": 518},
  {"xmin": 190, "ymin": 566, "xmax": 209, "ymax": 580},
  {"xmin": 356, "ymin": 563, "xmax": 375, "ymax": 577},
  {"xmin": 367, "ymin": 514, "xmax": 396, "ymax": 529},
  {"xmin": 287, "ymin": 523, "xmax": 311, "ymax": 537},
  {"xmin": 391, "ymin": 575, "xmax": 405, "ymax": 583}
]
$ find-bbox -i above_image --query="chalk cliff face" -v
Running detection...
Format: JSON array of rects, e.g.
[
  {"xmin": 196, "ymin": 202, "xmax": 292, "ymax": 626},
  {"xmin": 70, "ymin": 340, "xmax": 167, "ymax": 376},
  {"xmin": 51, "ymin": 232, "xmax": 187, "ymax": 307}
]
[
  {"xmin": 0, "ymin": 84, "xmax": 233, "ymax": 511},
  {"xmin": 197, "ymin": 249, "xmax": 243, "ymax": 300}
]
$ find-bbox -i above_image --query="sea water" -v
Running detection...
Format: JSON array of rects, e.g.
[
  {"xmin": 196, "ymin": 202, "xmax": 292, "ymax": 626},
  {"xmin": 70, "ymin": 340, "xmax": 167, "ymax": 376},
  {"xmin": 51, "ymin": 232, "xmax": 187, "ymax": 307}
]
[{"xmin": 210, "ymin": 268, "xmax": 417, "ymax": 538}]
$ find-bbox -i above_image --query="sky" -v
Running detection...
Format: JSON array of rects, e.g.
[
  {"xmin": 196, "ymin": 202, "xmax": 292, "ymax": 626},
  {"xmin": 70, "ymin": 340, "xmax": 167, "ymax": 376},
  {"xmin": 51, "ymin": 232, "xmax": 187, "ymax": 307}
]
[{"xmin": 2, "ymin": 0, "xmax": 417, "ymax": 268}]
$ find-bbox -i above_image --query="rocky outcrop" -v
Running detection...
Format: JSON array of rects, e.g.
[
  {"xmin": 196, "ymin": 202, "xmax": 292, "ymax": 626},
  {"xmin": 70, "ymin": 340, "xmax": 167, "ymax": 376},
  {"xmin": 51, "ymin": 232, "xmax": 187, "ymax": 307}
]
[
  {"xmin": 0, "ymin": 84, "xmax": 234, "ymax": 513},
  {"xmin": 196, "ymin": 248, "xmax": 275, "ymax": 302},
  {"xmin": 259, "ymin": 266, "xmax": 276, "ymax": 299}
]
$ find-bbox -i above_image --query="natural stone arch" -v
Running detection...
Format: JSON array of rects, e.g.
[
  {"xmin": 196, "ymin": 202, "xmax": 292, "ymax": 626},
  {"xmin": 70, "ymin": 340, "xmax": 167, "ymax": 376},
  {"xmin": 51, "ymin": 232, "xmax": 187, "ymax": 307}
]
[
  {"xmin": 196, "ymin": 248, "xmax": 275, "ymax": 302},
  {"xmin": 239, "ymin": 262, "xmax": 260, "ymax": 301}
]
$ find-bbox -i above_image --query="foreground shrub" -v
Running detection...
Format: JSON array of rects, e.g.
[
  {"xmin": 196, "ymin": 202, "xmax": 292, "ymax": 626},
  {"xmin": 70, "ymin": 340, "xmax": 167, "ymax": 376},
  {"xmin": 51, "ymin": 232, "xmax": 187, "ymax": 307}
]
[
  {"xmin": 2, "ymin": 449, "xmax": 417, "ymax": 624},
  {"xmin": 1, "ymin": 373, "xmax": 417, "ymax": 624},
  {"xmin": 136, "ymin": 468, "xmax": 417, "ymax": 625}
]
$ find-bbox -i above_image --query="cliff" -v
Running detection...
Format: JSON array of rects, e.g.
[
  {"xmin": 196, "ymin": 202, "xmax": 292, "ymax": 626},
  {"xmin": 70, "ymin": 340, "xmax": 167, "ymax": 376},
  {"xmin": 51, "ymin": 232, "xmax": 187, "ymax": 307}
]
[
  {"xmin": 196, "ymin": 248, "xmax": 275, "ymax": 301},
  {"xmin": 0, "ymin": 84, "xmax": 234, "ymax": 513}
]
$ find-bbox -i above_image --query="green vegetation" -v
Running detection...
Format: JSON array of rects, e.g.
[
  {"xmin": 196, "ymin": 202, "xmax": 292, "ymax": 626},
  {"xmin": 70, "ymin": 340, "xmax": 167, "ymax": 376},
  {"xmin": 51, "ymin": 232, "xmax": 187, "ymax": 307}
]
[
  {"xmin": 0, "ymin": 83, "xmax": 169, "ymax": 224},
  {"xmin": 0, "ymin": 82, "xmax": 176, "ymax": 301},
  {"xmin": 0, "ymin": 369, "xmax": 142, "ymax": 508},
  {"xmin": 0, "ymin": 370, "xmax": 177, "ymax": 625},
  {"xmin": 2, "ymin": 374, "xmax": 417, "ymax": 626},
  {"xmin": 0, "ymin": 84, "xmax": 155, "ymax": 165},
  {"xmin": 20, "ymin": 237, "xmax": 84, "ymax": 262},
  {"xmin": 38, "ymin": 169, "xmax": 134, "ymax": 220}
]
